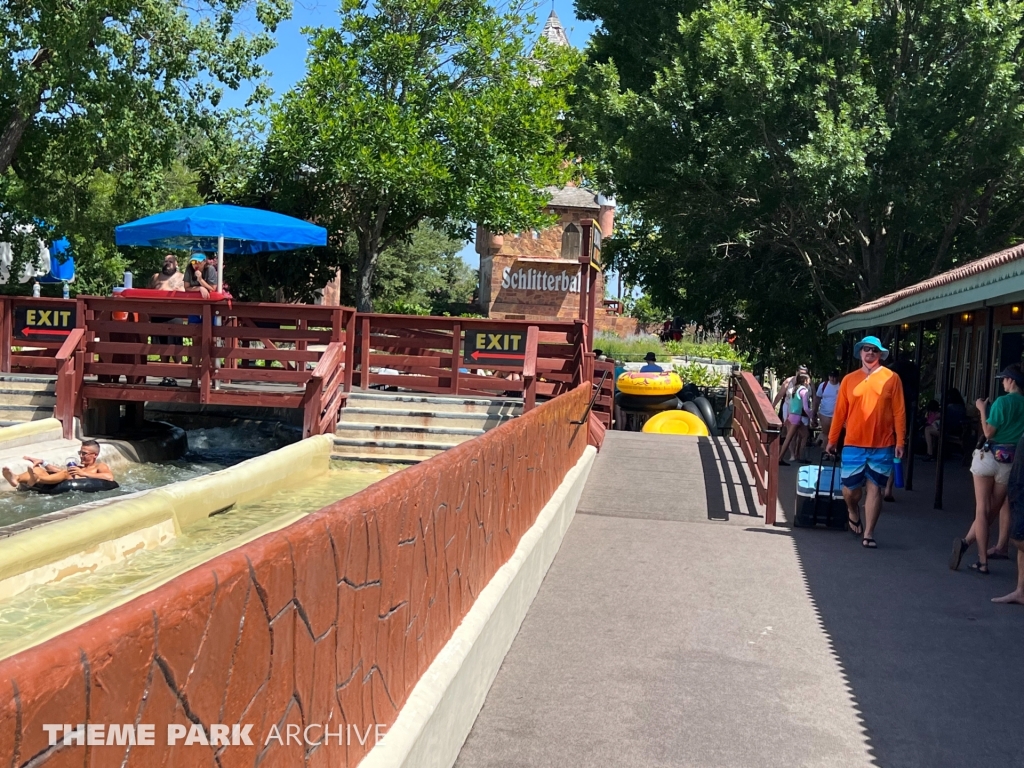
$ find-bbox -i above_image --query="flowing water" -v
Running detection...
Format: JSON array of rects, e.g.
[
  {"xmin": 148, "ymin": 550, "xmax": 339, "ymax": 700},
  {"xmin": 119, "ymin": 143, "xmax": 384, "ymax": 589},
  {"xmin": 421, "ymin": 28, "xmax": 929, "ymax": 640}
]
[
  {"xmin": 0, "ymin": 424, "xmax": 293, "ymax": 529},
  {"xmin": 0, "ymin": 461, "xmax": 395, "ymax": 658}
]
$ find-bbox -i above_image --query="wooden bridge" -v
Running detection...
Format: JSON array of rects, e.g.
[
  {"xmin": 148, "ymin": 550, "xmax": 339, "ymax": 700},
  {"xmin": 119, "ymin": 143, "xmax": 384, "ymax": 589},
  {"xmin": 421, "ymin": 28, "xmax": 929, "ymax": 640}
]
[{"xmin": 0, "ymin": 295, "xmax": 609, "ymax": 440}]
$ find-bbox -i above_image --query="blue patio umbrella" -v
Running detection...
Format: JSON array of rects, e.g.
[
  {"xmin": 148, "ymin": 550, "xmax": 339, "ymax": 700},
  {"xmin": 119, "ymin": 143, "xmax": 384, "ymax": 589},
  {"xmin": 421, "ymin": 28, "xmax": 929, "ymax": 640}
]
[{"xmin": 114, "ymin": 204, "xmax": 328, "ymax": 292}]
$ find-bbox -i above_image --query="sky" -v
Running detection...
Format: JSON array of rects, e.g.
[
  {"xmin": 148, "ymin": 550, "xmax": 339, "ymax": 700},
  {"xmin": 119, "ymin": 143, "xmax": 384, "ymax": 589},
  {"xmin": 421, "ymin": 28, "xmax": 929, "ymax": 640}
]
[
  {"xmin": 224, "ymin": 0, "xmax": 600, "ymax": 272},
  {"xmin": 248, "ymin": 1, "xmax": 597, "ymax": 112}
]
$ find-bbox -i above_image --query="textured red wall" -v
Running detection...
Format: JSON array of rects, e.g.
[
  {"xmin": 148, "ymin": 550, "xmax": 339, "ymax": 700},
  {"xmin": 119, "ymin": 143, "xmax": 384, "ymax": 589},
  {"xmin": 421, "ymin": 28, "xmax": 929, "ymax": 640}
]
[{"xmin": 0, "ymin": 384, "xmax": 588, "ymax": 767}]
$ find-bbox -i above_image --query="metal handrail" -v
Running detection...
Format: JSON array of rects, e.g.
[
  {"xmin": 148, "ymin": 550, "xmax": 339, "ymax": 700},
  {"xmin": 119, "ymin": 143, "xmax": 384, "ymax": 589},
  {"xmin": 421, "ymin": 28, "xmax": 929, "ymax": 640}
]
[{"xmin": 571, "ymin": 368, "xmax": 611, "ymax": 425}]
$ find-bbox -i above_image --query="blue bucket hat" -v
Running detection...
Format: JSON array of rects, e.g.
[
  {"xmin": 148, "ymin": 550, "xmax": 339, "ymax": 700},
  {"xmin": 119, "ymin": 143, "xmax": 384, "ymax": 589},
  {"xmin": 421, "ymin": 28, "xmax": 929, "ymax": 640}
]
[{"xmin": 853, "ymin": 335, "xmax": 889, "ymax": 361}]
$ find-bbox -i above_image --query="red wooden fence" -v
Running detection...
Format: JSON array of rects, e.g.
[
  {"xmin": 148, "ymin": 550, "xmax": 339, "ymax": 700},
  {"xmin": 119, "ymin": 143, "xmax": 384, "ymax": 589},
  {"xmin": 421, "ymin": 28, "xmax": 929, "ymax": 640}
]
[
  {"xmin": 0, "ymin": 296, "xmax": 591, "ymax": 440},
  {"xmin": 731, "ymin": 370, "xmax": 782, "ymax": 524},
  {"xmin": 354, "ymin": 314, "xmax": 587, "ymax": 403}
]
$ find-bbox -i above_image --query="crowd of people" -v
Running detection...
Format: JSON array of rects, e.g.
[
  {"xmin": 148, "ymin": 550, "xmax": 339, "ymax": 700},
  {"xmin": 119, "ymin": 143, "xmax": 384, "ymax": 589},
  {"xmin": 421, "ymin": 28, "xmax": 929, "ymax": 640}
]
[{"xmin": 776, "ymin": 335, "xmax": 1024, "ymax": 606}]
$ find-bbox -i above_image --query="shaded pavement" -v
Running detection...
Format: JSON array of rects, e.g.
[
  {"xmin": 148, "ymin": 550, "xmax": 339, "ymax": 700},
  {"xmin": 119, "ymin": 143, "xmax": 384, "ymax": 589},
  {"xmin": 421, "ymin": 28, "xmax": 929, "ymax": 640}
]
[{"xmin": 455, "ymin": 433, "xmax": 1024, "ymax": 768}]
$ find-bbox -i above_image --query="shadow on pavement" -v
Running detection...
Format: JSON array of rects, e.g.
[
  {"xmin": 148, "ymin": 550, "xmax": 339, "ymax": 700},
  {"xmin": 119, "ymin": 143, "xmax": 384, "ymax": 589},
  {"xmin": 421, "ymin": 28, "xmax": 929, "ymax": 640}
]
[
  {"xmin": 699, "ymin": 435, "xmax": 762, "ymax": 522},
  {"xmin": 778, "ymin": 453, "xmax": 1024, "ymax": 767}
]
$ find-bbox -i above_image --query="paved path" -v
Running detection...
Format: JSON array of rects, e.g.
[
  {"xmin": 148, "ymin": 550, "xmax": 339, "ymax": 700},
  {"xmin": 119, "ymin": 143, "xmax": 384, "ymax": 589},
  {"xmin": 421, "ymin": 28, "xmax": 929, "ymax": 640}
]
[{"xmin": 455, "ymin": 433, "xmax": 1024, "ymax": 768}]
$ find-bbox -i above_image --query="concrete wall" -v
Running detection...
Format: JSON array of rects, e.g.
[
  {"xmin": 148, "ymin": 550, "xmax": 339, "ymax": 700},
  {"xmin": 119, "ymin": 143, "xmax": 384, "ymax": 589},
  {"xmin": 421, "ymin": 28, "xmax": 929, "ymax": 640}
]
[{"xmin": 0, "ymin": 384, "xmax": 590, "ymax": 767}]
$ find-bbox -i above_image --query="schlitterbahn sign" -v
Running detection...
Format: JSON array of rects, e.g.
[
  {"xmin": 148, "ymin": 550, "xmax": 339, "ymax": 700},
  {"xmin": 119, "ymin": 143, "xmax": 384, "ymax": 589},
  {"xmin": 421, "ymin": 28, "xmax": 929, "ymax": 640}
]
[{"xmin": 501, "ymin": 266, "xmax": 580, "ymax": 293}]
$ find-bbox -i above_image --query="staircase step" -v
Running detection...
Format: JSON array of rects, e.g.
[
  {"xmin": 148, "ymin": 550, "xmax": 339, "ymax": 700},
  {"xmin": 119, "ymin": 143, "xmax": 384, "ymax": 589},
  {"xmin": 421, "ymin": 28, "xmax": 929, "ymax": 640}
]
[
  {"xmin": 334, "ymin": 423, "xmax": 483, "ymax": 444},
  {"xmin": 0, "ymin": 380, "xmax": 57, "ymax": 394},
  {"xmin": 329, "ymin": 452, "xmax": 429, "ymax": 465},
  {"xmin": 0, "ymin": 404, "xmax": 55, "ymax": 420},
  {"xmin": 332, "ymin": 437, "xmax": 449, "ymax": 459},
  {"xmin": 0, "ymin": 374, "xmax": 57, "ymax": 384},
  {"xmin": 0, "ymin": 390, "xmax": 58, "ymax": 406},
  {"xmin": 338, "ymin": 406, "xmax": 515, "ymax": 429},
  {"xmin": 347, "ymin": 390, "xmax": 522, "ymax": 415}
]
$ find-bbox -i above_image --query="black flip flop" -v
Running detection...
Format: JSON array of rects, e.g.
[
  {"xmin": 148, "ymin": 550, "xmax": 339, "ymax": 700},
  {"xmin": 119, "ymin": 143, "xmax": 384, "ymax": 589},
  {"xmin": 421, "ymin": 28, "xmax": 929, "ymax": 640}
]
[
  {"xmin": 950, "ymin": 538, "xmax": 968, "ymax": 571},
  {"xmin": 969, "ymin": 561, "xmax": 990, "ymax": 575},
  {"xmin": 848, "ymin": 515, "xmax": 863, "ymax": 536},
  {"xmin": 862, "ymin": 537, "xmax": 877, "ymax": 548},
  {"xmin": 988, "ymin": 550, "xmax": 1009, "ymax": 560}
]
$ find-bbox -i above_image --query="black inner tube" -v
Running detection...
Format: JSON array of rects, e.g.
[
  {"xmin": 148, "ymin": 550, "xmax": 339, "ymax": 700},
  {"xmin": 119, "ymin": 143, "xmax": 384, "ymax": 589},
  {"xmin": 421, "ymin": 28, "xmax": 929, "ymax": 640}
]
[
  {"xmin": 615, "ymin": 392, "xmax": 681, "ymax": 413},
  {"xmin": 30, "ymin": 478, "xmax": 120, "ymax": 495}
]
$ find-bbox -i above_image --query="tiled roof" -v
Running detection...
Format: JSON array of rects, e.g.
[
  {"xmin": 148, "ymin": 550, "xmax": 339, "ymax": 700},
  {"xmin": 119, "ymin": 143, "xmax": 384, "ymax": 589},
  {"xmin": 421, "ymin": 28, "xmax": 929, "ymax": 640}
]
[
  {"xmin": 834, "ymin": 242, "xmax": 1024, "ymax": 318},
  {"xmin": 543, "ymin": 186, "xmax": 601, "ymax": 211}
]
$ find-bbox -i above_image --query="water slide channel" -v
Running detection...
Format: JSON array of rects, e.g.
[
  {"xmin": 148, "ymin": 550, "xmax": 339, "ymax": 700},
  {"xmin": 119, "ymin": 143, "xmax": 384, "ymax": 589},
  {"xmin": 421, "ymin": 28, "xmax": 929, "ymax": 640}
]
[{"xmin": 0, "ymin": 427, "xmax": 396, "ymax": 659}]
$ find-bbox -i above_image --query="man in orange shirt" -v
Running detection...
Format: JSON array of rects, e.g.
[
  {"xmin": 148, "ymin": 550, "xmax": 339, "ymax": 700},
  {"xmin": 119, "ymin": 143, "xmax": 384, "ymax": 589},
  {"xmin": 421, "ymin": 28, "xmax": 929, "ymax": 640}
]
[{"xmin": 826, "ymin": 336, "xmax": 906, "ymax": 548}]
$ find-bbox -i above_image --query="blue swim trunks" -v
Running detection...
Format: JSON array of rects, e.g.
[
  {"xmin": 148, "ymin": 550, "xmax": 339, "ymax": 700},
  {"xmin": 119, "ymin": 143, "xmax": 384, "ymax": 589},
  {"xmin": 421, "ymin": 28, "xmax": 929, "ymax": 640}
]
[{"xmin": 841, "ymin": 446, "xmax": 894, "ymax": 489}]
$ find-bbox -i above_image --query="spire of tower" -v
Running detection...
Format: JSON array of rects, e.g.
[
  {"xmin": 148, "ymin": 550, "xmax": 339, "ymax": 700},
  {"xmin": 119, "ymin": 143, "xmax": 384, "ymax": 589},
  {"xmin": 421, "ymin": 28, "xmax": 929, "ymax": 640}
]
[{"xmin": 540, "ymin": 9, "xmax": 570, "ymax": 47}]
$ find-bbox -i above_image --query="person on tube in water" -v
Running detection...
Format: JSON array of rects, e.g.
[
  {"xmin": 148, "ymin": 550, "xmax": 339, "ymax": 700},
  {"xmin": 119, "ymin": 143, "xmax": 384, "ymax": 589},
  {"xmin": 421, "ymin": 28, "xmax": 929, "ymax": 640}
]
[{"xmin": 3, "ymin": 440, "xmax": 114, "ymax": 490}]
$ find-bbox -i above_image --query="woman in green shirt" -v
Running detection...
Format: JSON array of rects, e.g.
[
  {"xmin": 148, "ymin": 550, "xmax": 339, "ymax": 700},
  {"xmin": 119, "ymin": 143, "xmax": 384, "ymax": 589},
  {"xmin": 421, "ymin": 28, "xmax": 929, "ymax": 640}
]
[{"xmin": 951, "ymin": 364, "xmax": 1024, "ymax": 574}]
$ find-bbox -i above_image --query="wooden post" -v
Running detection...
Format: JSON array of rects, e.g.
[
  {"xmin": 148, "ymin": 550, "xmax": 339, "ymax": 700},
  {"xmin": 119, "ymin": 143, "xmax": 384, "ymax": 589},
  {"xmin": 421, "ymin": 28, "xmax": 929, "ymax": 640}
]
[
  {"xmin": 297, "ymin": 317, "xmax": 308, "ymax": 356},
  {"xmin": 331, "ymin": 308, "xmax": 343, "ymax": 343},
  {"xmin": 302, "ymin": 376, "xmax": 323, "ymax": 438},
  {"xmin": 573, "ymin": 319, "xmax": 587, "ymax": 387},
  {"xmin": 523, "ymin": 325, "xmax": 538, "ymax": 412},
  {"xmin": 587, "ymin": 268, "xmax": 599, "ymax": 352},
  {"xmin": 200, "ymin": 303, "xmax": 212, "ymax": 404},
  {"xmin": 451, "ymin": 321, "xmax": 462, "ymax": 395},
  {"xmin": 766, "ymin": 433, "xmax": 779, "ymax": 525},
  {"xmin": 984, "ymin": 306, "xmax": 996, "ymax": 400},
  {"xmin": 0, "ymin": 297, "xmax": 11, "ymax": 373},
  {"xmin": 360, "ymin": 314, "xmax": 371, "ymax": 390},
  {"xmin": 935, "ymin": 314, "xmax": 954, "ymax": 509},
  {"xmin": 578, "ymin": 224, "xmax": 591, "ymax": 323},
  {"xmin": 905, "ymin": 322, "xmax": 926, "ymax": 491},
  {"xmin": 343, "ymin": 310, "xmax": 356, "ymax": 393}
]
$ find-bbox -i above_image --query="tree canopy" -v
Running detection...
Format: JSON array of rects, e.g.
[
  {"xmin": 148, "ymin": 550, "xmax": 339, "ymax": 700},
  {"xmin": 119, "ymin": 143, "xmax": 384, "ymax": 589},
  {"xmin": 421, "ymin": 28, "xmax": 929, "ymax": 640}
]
[
  {"xmin": 573, "ymin": 0, "xmax": 1024, "ymax": 369},
  {"xmin": 259, "ymin": 0, "xmax": 580, "ymax": 311},
  {"xmin": 0, "ymin": 0, "xmax": 288, "ymax": 286}
]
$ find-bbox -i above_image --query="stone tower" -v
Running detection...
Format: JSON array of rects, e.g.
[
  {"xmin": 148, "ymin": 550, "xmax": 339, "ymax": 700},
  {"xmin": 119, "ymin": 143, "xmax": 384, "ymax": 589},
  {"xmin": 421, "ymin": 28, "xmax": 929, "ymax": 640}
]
[{"xmin": 473, "ymin": 11, "xmax": 631, "ymax": 333}]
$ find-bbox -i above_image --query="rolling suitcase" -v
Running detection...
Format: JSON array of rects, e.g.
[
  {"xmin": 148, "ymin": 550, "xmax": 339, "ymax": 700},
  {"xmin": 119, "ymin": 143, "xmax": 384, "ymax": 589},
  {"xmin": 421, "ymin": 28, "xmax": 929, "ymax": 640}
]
[{"xmin": 794, "ymin": 453, "xmax": 846, "ymax": 529}]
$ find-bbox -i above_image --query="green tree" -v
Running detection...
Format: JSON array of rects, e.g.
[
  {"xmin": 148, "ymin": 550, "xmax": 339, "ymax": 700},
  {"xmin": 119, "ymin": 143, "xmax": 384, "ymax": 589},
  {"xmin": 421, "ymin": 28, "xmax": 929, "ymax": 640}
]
[
  {"xmin": 573, "ymin": 0, "xmax": 1024, "ymax": 366},
  {"xmin": 261, "ymin": 0, "xmax": 580, "ymax": 312},
  {"xmin": 0, "ymin": 0, "xmax": 287, "ymax": 176},
  {"xmin": 0, "ymin": 0, "xmax": 288, "ymax": 285},
  {"xmin": 372, "ymin": 222, "xmax": 476, "ymax": 314},
  {"xmin": 6, "ymin": 161, "xmax": 206, "ymax": 295}
]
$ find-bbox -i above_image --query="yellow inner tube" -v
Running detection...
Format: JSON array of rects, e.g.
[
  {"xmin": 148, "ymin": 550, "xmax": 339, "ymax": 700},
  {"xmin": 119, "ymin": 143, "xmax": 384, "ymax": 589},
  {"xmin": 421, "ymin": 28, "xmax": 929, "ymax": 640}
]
[
  {"xmin": 642, "ymin": 410, "xmax": 710, "ymax": 436},
  {"xmin": 617, "ymin": 370, "xmax": 682, "ymax": 396}
]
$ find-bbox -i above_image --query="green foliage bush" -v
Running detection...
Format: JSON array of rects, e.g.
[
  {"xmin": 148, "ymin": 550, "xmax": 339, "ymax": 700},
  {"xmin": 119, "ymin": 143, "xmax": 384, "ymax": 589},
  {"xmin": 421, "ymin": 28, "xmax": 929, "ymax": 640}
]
[
  {"xmin": 595, "ymin": 333, "xmax": 747, "ymax": 364},
  {"xmin": 672, "ymin": 362, "xmax": 726, "ymax": 388}
]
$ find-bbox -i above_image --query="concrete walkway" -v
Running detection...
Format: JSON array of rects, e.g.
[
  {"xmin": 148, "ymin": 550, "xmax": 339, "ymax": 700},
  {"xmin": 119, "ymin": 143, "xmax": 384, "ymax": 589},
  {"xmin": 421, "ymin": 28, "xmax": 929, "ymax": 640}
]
[{"xmin": 455, "ymin": 433, "xmax": 1024, "ymax": 768}]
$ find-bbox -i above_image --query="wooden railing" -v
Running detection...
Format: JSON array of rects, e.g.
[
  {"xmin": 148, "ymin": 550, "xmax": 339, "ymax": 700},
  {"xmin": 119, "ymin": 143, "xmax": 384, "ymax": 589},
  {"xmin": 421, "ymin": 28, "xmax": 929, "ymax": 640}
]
[
  {"xmin": 0, "ymin": 296, "xmax": 78, "ymax": 373},
  {"xmin": 0, "ymin": 294, "xmax": 588, "ymax": 437},
  {"xmin": 355, "ymin": 315, "xmax": 586, "ymax": 408},
  {"xmin": 54, "ymin": 328, "xmax": 84, "ymax": 439},
  {"xmin": 69, "ymin": 297, "xmax": 355, "ymax": 437},
  {"xmin": 731, "ymin": 370, "xmax": 783, "ymax": 524},
  {"xmin": 592, "ymin": 358, "xmax": 615, "ymax": 428},
  {"xmin": 303, "ymin": 341, "xmax": 347, "ymax": 438}
]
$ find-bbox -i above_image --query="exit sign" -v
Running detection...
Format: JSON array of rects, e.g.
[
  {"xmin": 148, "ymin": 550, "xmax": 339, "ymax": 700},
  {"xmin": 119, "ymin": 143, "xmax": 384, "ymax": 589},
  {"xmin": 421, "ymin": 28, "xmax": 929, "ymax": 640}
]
[{"xmin": 463, "ymin": 330, "xmax": 527, "ymax": 367}]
